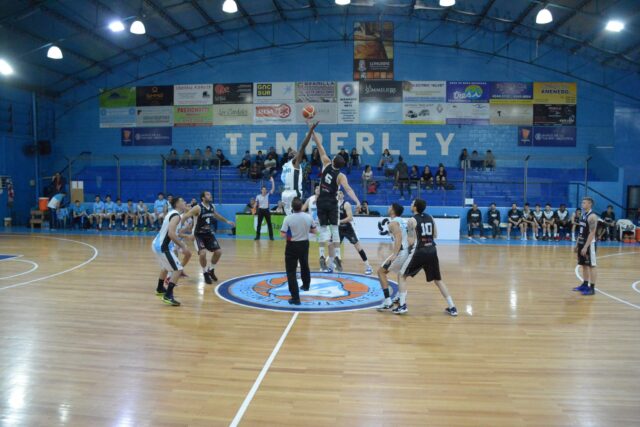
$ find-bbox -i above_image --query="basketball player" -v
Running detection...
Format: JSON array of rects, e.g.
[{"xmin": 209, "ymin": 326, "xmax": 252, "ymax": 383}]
[
  {"xmin": 521, "ymin": 203, "xmax": 537, "ymax": 241},
  {"xmin": 337, "ymin": 190, "xmax": 373, "ymax": 275},
  {"xmin": 376, "ymin": 203, "xmax": 409, "ymax": 311},
  {"xmin": 542, "ymin": 203, "xmax": 557, "ymax": 240},
  {"xmin": 573, "ymin": 197, "xmax": 599, "ymax": 296},
  {"xmin": 302, "ymin": 184, "xmax": 320, "ymax": 242},
  {"xmin": 135, "ymin": 199, "xmax": 150, "ymax": 231},
  {"xmin": 506, "ymin": 203, "xmax": 524, "ymax": 240},
  {"xmin": 398, "ymin": 198, "xmax": 457, "ymax": 316},
  {"xmin": 570, "ymin": 208, "xmax": 582, "ymax": 242},
  {"xmin": 532, "ymin": 204, "xmax": 544, "ymax": 240},
  {"xmin": 152, "ymin": 196, "xmax": 191, "ymax": 306},
  {"xmin": 125, "ymin": 199, "xmax": 136, "ymax": 231},
  {"xmin": 175, "ymin": 202, "xmax": 194, "ymax": 273},
  {"xmin": 311, "ymin": 124, "xmax": 361, "ymax": 273},
  {"xmin": 183, "ymin": 190, "xmax": 235, "ymax": 284},
  {"xmin": 89, "ymin": 195, "xmax": 104, "ymax": 230},
  {"xmin": 103, "ymin": 195, "xmax": 116, "ymax": 230},
  {"xmin": 556, "ymin": 204, "xmax": 571, "ymax": 240},
  {"xmin": 281, "ymin": 121, "xmax": 319, "ymax": 215}
]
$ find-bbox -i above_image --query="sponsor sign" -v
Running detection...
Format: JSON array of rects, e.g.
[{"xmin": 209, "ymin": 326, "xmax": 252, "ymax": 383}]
[
  {"xmin": 490, "ymin": 103, "xmax": 533, "ymax": 125},
  {"xmin": 338, "ymin": 82, "xmax": 359, "ymax": 124},
  {"xmin": 402, "ymin": 81, "xmax": 446, "ymax": 102},
  {"xmin": 253, "ymin": 82, "xmax": 295, "ymax": 103},
  {"xmin": 490, "ymin": 82, "xmax": 533, "ymax": 100},
  {"xmin": 446, "ymin": 103, "xmax": 490, "ymax": 125},
  {"xmin": 360, "ymin": 102, "xmax": 402, "ymax": 124},
  {"xmin": 213, "ymin": 104, "xmax": 253, "ymax": 125},
  {"xmin": 518, "ymin": 126, "xmax": 576, "ymax": 147},
  {"xmin": 295, "ymin": 103, "xmax": 337, "ymax": 124},
  {"xmin": 99, "ymin": 87, "xmax": 136, "ymax": 108},
  {"xmin": 295, "ymin": 82, "xmax": 337, "ymax": 103},
  {"xmin": 121, "ymin": 127, "xmax": 172, "ymax": 146},
  {"xmin": 254, "ymin": 103, "xmax": 296, "ymax": 125},
  {"xmin": 135, "ymin": 106, "xmax": 174, "ymax": 127},
  {"xmin": 359, "ymin": 81, "xmax": 402, "ymax": 103},
  {"xmin": 533, "ymin": 82, "xmax": 577, "ymax": 104},
  {"xmin": 446, "ymin": 81, "xmax": 490, "ymax": 103},
  {"xmin": 403, "ymin": 103, "xmax": 446, "ymax": 124},
  {"xmin": 173, "ymin": 84, "xmax": 213, "ymax": 105},
  {"xmin": 214, "ymin": 83, "xmax": 253, "ymax": 104},
  {"xmin": 173, "ymin": 105, "xmax": 213, "ymax": 127},
  {"xmin": 353, "ymin": 21, "xmax": 394, "ymax": 80},
  {"xmin": 518, "ymin": 127, "xmax": 533, "ymax": 146},
  {"xmin": 99, "ymin": 107, "xmax": 136, "ymax": 128},
  {"xmin": 136, "ymin": 85, "xmax": 174, "ymax": 106},
  {"xmin": 533, "ymin": 104, "xmax": 576, "ymax": 126}
]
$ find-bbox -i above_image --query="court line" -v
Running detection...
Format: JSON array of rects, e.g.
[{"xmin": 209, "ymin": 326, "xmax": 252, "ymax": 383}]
[
  {"xmin": 0, "ymin": 237, "xmax": 99, "ymax": 291},
  {"xmin": 229, "ymin": 312, "xmax": 299, "ymax": 427},
  {"xmin": 632, "ymin": 281, "xmax": 640, "ymax": 295},
  {"xmin": 0, "ymin": 259, "xmax": 39, "ymax": 280},
  {"xmin": 469, "ymin": 238, "xmax": 482, "ymax": 245}
]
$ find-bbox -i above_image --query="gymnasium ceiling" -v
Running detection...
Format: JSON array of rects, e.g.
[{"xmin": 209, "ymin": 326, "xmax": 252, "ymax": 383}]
[{"xmin": 1, "ymin": 0, "xmax": 639, "ymax": 98}]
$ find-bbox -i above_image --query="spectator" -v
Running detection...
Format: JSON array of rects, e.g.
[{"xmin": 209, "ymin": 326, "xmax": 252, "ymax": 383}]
[
  {"xmin": 394, "ymin": 156, "xmax": 410, "ymax": 199},
  {"xmin": 189, "ymin": 198, "xmax": 198, "ymax": 208},
  {"xmin": 507, "ymin": 202, "xmax": 524, "ymax": 240},
  {"xmin": 192, "ymin": 148, "xmax": 204, "ymax": 170},
  {"xmin": 421, "ymin": 165, "xmax": 434, "ymax": 187},
  {"xmin": 263, "ymin": 153, "xmax": 277, "ymax": 178},
  {"xmin": 570, "ymin": 208, "xmax": 582, "ymax": 242},
  {"xmin": 484, "ymin": 150, "xmax": 496, "ymax": 170},
  {"xmin": 166, "ymin": 149, "xmax": 178, "ymax": 168},
  {"xmin": 555, "ymin": 204, "xmax": 571, "ymax": 240},
  {"xmin": 103, "ymin": 195, "xmax": 116, "ymax": 230},
  {"xmin": 244, "ymin": 197, "xmax": 256, "ymax": 214},
  {"xmin": 384, "ymin": 155, "xmax": 396, "ymax": 178},
  {"xmin": 459, "ymin": 148, "xmax": 470, "ymax": 170},
  {"xmin": 242, "ymin": 150, "xmax": 252, "ymax": 163},
  {"xmin": 435, "ymin": 163, "xmax": 447, "ymax": 189},
  {"xmin": 135, "ymin": 200, "xmax": 149, "ymax": 231},
  {"xmin": 249, "ymin": 162, "xmax": 261, "ymax": 180},
  {"xmin": 486, "ymin": 202, "xmax": 501, "ymax": 239},
  {"xmin": 149, "ymin": 192, "xmax": 168, "ymax": 229},
  {"xmin": 89, "ymin": 195, "xmax": 105, "ymax": 230},
  {"xmin": 114, "ymin": 198, "xmax": 127, "ymax": 229},
  {"xmin": 72, "ymin": 200, "xmax": 88, "ymax": 229},
  {"xmin": 268, "ymin": 147, "xmax": 279, "ymax": 167},
  {"xmin": 125, "ymin": 199, "xmax": 136, "ymax": 231},
  {"xmin": 357, "ymin": 201, "xmax": 370, "ymax": 215},
  {"xmin": 522, "ymin": 203, "xmax": 537, "ymax": 241},
  {"xmin": 180, "ymin": 149, "xmax": 192, "ymax": 169},
  {"xmin": 362, "ymin": 165, "xmax": 376, "ymax": 194},
  {"xmin": 409, "ymin": 165, "xmax": 420, "ymax": 189},
  {"xmin": 378, "ymin": 149, "xmax": 392, "ymax": 170},
  {"xmin": 238, "ymin": 159, "xmax": 251, "ymax": 177},
  {"xmin": 542, "ymin": 203, "xmax": 557, "ymax": 240},
  {"xmin": 255, "ymin": 150, "xmax": 265, "ymax": 167},
  {"xmin": 50, "ymin": 172, "xmax": 66, "ymax": 195},
  {"xmin": 203, "ymin": 146, "xmax": 214, "ymax": 169},
  {"xmin": 350, "ymin": 148, "xmax": 360, "ymax": 169},
  {"xmin": 601, "ymin": 205, "xmax": 617, "ymax": 241},
  {"xmin": 271, "ymin": 201, "xmax": 285, "ymax": 214},
  {"xmin": 466, "ymin": 203, "xmax": 482, "ymax": 239},
  {"xmin": 215, "ymin": 148, "xmax": 231, "ymax": 167},
  {"xmin": 470, "ymin": 150, "xmax": 482, "ymax": 170},
  {"xmin": 311, "ymin": 147, "xmax": 321, "ymax": 167}
]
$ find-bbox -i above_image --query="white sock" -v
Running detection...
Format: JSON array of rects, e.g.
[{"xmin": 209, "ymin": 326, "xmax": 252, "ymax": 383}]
[
  {"xmin": 335, "ymin": 247, "xmax": 341, "ymax": 259},
  {"xmin": 319, "ymin": 247, "xmax": 325, "ymax": 258},
  {"xmin": 365, "ymin": 261, "xmax": 371, "ymax": 268},
  {"xmin": 399, "ymin": 291, "xmax": 407, "ymax": 305},
  {"xmin": 384, "ymin": 297, "xmax": 391, "ymax": 304},
  {"xmin": 202, "ymin": 266, "xmax": 208, "ymax": 273},
  {"xmin": 446, "ymin": 296, "xmax": 455, "ymax": 308}
]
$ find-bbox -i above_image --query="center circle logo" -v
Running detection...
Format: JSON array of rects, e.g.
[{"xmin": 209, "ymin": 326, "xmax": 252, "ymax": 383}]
[{"xmin": 216, "ymin": 272, "xmax": 398, "ymax": 312}]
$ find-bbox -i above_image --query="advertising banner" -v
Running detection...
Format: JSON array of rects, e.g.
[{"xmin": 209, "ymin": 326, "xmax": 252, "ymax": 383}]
[
  {"xmin": 213, "ymin": 104, "xmax": 253, "ymax": 125},
  {"xmin": 99, "ymin": 107, "xmax": 136, "ymax": 128},
  {"xmin": 136, "ymin": 85, "xmax": 174, "ymax": 106},
  {"xmin": 533, "ymin": 82, "xmax": 577, "ymax": 104},
  {"xmin": 403, "ymin": 103, "xmax": 446, "ymax": 124},
  {"xmin": 99, "ymin": 87, "xmax": 136, "ymax": 108},
  {"xmin": 121, "ymin": 127, "xmax": 172, "ymax": 146},
  {"xmin": 360, "ymin": 103, "xmax": 402, "ymax": 124},
  {"xmin": 533, "ymin": 104, "xmax": 576, "ymax": 126},
  {"xmin": 295, "ymin": 103, "xmax": 337, "ymax": 124},
  {"xmin": 253, "ymin": 82, "xmax": 295, "ymax": 103},
  {"xmin": 359, "ymin": 80, "xmax": 402, "ymax": 103},
  {"xmin": 173, "ymin": 105, "xmax": 213, "ymax": 127},
  {"xmin": 402, "ymin": 81, "xmax": 446, "ymax": 102},
  {"xmin": 517, "ymin": 127, "xmax": 533, "ymax": 146},
  {"xmin": 353, "ymin": 21, "xmax": 394, "ymax": 80},
  {"xmin": 490, "ymin": 103, "xmax": 533, "ymax": 125},
  {"xmin": 135, "ymin": 106, "xmax": 174, "ymax": 127},
  {"xmin": 173, "ymin": 84, "xmax": 213, "ymax": 105},
  {"xmin": 295, "ymin": 82, "xmax": 337, "ymax": 103},
  {"xmin": 446, "ymin": 103, "xmax": 490, "ymax": 125},
  {"xmin": 214, "ymin": 83, "xmax": 253, "ymax": 104},
  {"xmin": 337, "ymin": 82, "xmax": 359, "ymax": 124},
  {"xmin": 490, "ymin": 82, "xmax": 533, "ymax": 100},
  {"xmin": 254, "ymin": 103, "xmax": 296, "ymax": 125},
  {"xmin": 518, "ymin": 126, "xmax": 576, "ymax": 147},
  {"xmin": 447, "ymin": 81, "xmax": 490, "ymax": 103}
]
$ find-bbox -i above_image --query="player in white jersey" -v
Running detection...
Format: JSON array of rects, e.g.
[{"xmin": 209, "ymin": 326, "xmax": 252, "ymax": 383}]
[
  {"xmin": 281, "ymin": 121, "xmax": 318, "ymax": 215},
  {"xmin": 302, "ymin": 184, "xmax": 320, "ymax": 240},
  {"xmin": 152, "ymin": 196, "xmax": 191, "ymax": 306},
  {"xmin": 174, "ymin": 205, "xmax": 194, "ymax": 275},
  {"xmin": 377, "ymin": 203, "xmax": 410, "ymax": 311}
]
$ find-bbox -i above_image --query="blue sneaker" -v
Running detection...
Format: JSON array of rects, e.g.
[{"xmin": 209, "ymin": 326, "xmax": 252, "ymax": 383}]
[
  {"xmin": 364, "ymin": 265, "xmax": 373, "ymax": 275},
  {"xmin": 573, "ymin": 283, "xmax": 589, "ymax": 292},
  {"xmin": 581, "ymin": 287, "xmax": 595, "ymax": 296}
]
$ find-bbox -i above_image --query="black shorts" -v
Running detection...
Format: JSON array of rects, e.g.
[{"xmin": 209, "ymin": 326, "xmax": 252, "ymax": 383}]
[
  {"xmin": 401, "ymin": 247, "xmax": 442, "ymax": 282},
  {"xmin": 557, "ymin": 220, "xmax": 570, "ymax": 228},
  {"xmin": 194, "ymin": 233, "xmax": 220, "ymax": 252},
  {"xmin": 577, "ymin": 242, "xmax": 597, "ymax": 267},
  {"xmin": 339, "ymin": 224, "xmax": 359, "ymax": 245},
  {"xmin": 316, "ymin": 198, "xmax": 339, "ymax": 227}
]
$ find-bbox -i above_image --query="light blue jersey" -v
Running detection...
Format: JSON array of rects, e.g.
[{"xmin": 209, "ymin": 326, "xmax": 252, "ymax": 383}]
[
  {"xmin": 154, "ymin": 199, "xmax": 167, "ymax": 214},
  {"xmin": 92, "ymin": 201, "xmax": 105, "ymax": 214}
]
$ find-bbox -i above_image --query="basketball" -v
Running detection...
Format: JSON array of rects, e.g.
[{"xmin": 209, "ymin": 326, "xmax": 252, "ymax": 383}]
[{"xmin": 302, "ymin": 104, "xmax": 316, "ymax": 119}]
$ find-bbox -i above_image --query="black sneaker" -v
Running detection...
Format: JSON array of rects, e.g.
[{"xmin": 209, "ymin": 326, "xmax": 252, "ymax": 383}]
[
  {"xmin": 208, "ymin": 268, "xmax": 218, "ymax": 282},
  {"xmin": 334, "ymin": 257, "xmax": 343, "ymax": 272},
  {"xmin": 163, "ymin": 295, "xmax": 181, "ymax": 306},
  {"xmin": 288, "ymin": 298, "xmax": 301, "ymax": 305},
  {"xmin": 445, "ymin": 307, "xmax": 458, "ymax": 317},
  {"xmin": 392, "ymin": 304, "xmax": 408, "ymax": 315},
  {"xmin": 300, "ymin": 284, "xmax": 310, "ymax": 292},
  {"xmin": 203, "ymin": 271, "xmax": 213, "ymax": 285}
]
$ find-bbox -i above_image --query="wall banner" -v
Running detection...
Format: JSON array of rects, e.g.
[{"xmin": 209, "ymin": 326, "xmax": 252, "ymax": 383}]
[
  {"xmin": 446, "ymin": 103, "xmax": 489, "ymax": 125},
  {"xmin": 295, "ymin": 103, "xmax": 337, "ymax": 124},
  {"xmin": 402, "ymin": 81, "xmax": 446, "ymax": 103},
  {"xmin": 135, "ymin": 106, "xmax": 174, "ymax": 127},
  {"xmin": 214, "ymin": 83, "xmax": 253, "ymax": 104},
  {"xmin": 254, "ymin": 103, "xmax": 296, "ymax": 125},
  {"xmin": 359, "ymin": 81, "xmax": 402, "ymax": 103},
  {"xmin": 337, "ymin": 82, "xmax": 359, "ymax": 124},
  {"xmin": 490, "ymin": 82, "xmax": 533, "ymax": 100},
  {"xmin": 136, "ymin": 85, "xmax": 174, "ymax": 106},
  {"xmin": 173, "ymin": 106, "xmax": 213, "ymax": 127},
  {"xmin": 253, "ymin": 82, "xmax": 295, "ymax": 103},
  {"xmin": 99, "ymin": 107, "xmax": 136, "ymax": 128},
  {"xmin": 533, "ymin": 82, "xmax": 577, "ymax": 104},
  {"xmin": 533, "ymin": 104, "xmax": 577, "ymax": 126},
  {"xmin": 213, "ymin": 104, "xmax": 253, "ymax": 125},
  {"xmin": 360, "ymin": 103, "xmax": 402, "ymax": 124},
  {"xmin": 174, "ymin": 84, "xmax": 213, "ymax": 105},
  {"xmin": 490, "ymin": 104, "xmax": 533, "ymax": 125},
  {"xmin": 403, "ymin": 103, "xmax": 446, "ymax": 125},
  {"xmin": 353, "ymin": 21, "xmax": 394, "ymax": 80},
  {"xmin": 446, "ymin": 81, "xmax": 490, "ymax": 103},
  {"xmin": 518, "ymin": 126, "xmax": 576, "ymax": 147},
  {"xmin": 99, "ymin": 87, "xmax": 136, "ymax": 108},
  {"xmin": 121, "ymin": 127, "xmax": 172, "ymax": 146},
  {"xmin": 295, "ymin": 82, "xmax": 337, "ymax": 103}
]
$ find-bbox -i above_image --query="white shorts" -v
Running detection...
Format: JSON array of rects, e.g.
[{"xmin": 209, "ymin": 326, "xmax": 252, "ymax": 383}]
[
  {"xmin": 153, "ymin": 249, "xmax": 183, "ymax": 272},
  {"xmin": 381, "ymin": 250, "xmax": 410, "ymax": 274},
  {"xmin": 282, "ymin": 190, "xmax": 301, "ymax": 215}
]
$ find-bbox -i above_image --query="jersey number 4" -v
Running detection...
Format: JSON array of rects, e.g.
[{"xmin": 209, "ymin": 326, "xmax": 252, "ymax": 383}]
[{"xmin": 420, "ymin": 222, "xmax": 433, "ymax": 236}]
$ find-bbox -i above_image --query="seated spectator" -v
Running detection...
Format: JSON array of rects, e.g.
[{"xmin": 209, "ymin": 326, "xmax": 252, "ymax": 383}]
[
  {"xmin": 149, "ymin": 192, "xmax": 168, "ymax": 229},
  {"xmin": 350, "ymin": 148, "xmax": 360, "ymax": 169},
  {"xmin": 244, "ymin": 197, "xmax": 256, "ymax": 214},
  {"xmin": 421, "ymin": 165, "xmax": 434, "ymax": 187},
  {"xmin": 522, "ymin": 203, "xmax": 537, "ymax": 240},
  {"xmin": 193, "ymin": 148, "xmax": 204, "ymax": 170},
  {"xmin": 238, "ymin": 159, "xmax": 251, "ymax": 177},
  {"xmin": 242, "ymin": 150, "xmax": 252, "ymax": 163},
  {"xmin": 267, "ymin": 147, "xmax": 279, "ymax": 167},
  {"xmin": 249, "ymin": 162, "xmax": 261, "ymax": 180},
  {"xmin": 180, "ymin": 149, "xmax": 192, "ymax": 169},
  {"xmin": 466, "ymin": 203, "xmax": 483, "ymax": 239},
  {"xmin": 435, "ymin": 163, "xmax": 447, "ymax": 189},
  {"xmin": 532, "ymin": 204, "xmax": 543, "ymax": 239},
  {"xmin": 570, "ymin": 208, "xmax": 582, "ymax": 242},
  {"xmin": 486, "ymin": 203, "xmax": 501, "ymax": 239},
  {"xmin": 255, "ymin": 150, "xmax": 265, "ymax": 167},
  {"xmin": 203, "ymin": 146, "xmax": 214, "ymax": 169},
  {"xmin": 114, "ymin": 198, "xmax": 127, "ymax": 229},
  {"xmin": 394, "ymin": 156, "xmax": 410, "ymax": 199},
  {"xmin": 71, "ymin": 200, "xmax": 87, "ymax": 229},
  {"xmin": 542, "ymin": 203, "xmax": 557, "ymax": 240},
  {"xmin": 271, "ymin": 201, "xmax": 285, "ymax": 214},
  {"xmin": 263, "ymin": 154, "xmax": 277, "ymax": 178},
  {"xmin": 459, "ymin": 148, "xmax": 470, "ymax": 170},
  {"xmin": 89, "ymin": 195, "xmax": 105, "ymax": 230},
  {"xmin": 601, "ymin": 205, "xmax": 617, "ymax": 241},
  {"xmin": 384, "ymin": 156, "xmax": 396, "ymax": 178},
  {"xmin": 470, "ymin": 150, "xmax": 482, "ymax": 170},
  {"xmin": 135, "ymin": 200, "xmax": 150, "ymax": 230},
  {"xmin": 167, "ymin": 148, "xmax": 178, "ymax": 168},
  {"xmin": 555, "ymin": 204, "xmax": 571, "ymax": 240},
  {"xmin": 357, "ymin": 201, "xmax": 370, "ymax": 215},
  {"xmin": 215, "ymin": 148, "xmax": 231, "ymax": 167},
  {"xmin": 103, "ymin": 195, "xmax": 116, "ymax": 230},
  {"xmin": 189, "ymin": 198, "xmax": 198, "ymax": 208},
  {"xmin": 362, "ymin": 165, "xmax": 376, "ymax": 194},
  {"xmin": 378, "ymin": 149, "xmax": 392, "ymax": 170},
  {"xmin": 409, "ymin": 165, "xmax": 420, "ymax": 189},
  {"xmin": 124, "ymin": 199, "xmax": 136, "ymax": 231},
  {"xmin": 311, "ymin": 147, "xmax": 321, "ymax": 167},
  {"xmin": 507, "ymin": 203, "xmax": 524, "ymax": 240},
  {"xmin": 484, "ymin": 150, "xmax": 496, "ymax": 170}
]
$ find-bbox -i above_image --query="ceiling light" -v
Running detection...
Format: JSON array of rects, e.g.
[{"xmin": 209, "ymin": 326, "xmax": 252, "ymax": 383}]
[
  {"xmin": 108, "ymin": 20, "xmax": 125, "ymax": 32},
  {"xmin": 222, "ymin": 0, "xmax": 238, "ymax": 13},
  {"xmin": 130, "ymin": 20, "xmax": 146, "ymax": 35},
  {"xmin": 536, "ymin": 8, "xmax": 553, "ymax": 25},
  {"xmin": 439, "ymin": 0, "xmax": 455, "ymax": 6},
  {"xmin": 0, "ymin": 59, "xmax": 14, "ymax": 76},
  {"xmin": 335, "ymin": 0, "xmax": 351, "ymax": 5},
  {"xmin": 47, "ymin": 45, "xmax": 63, "ymax": 60},
  {"xmin": 605, "ymin": 20, "xmax": 624, "ymax": 32}
]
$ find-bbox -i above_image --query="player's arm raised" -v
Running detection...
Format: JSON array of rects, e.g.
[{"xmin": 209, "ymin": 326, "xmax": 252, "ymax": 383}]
[
  {"xmin": 310, "ymin": 122, "xmax": 331, "ymax": 167},
  {"xmin": 294, "ymin": 121, "xmax": 319, "ymax": 168},
  {"xmin": 581, "ymin": 215, "xmax": 598, "ymax": 256},
  {"xmin": 341, "ymin": 202, "xmax": 353, "ymax": 224},
  {"xmin": 269, "ymin": 176, "xmax": 275, "ymax": 195},
  {"xmin": 338, "ymin": 174, "xmax": 361, "ymax": 211}
]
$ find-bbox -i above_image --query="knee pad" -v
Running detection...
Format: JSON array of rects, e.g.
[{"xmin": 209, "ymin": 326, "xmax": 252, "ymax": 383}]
[
  {"xmin": 319, "ymin": 226, "xmax": 331, "ymax": 242},
  {"xmin": 330, "ymin": 225, "xmax": 340, "ymax": 242}
]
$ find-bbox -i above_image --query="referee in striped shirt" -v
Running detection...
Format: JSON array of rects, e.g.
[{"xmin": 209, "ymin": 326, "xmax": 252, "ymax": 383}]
[{"xmin": 254, "ymin": 177, "xmax": 275, "ymax": 241}]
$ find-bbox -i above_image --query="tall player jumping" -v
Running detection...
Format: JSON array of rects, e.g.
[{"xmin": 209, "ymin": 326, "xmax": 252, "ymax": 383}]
[
  {"xmin": 281, "ymin": 121, "xmax": 319, "ymax": 215},
  {"xmin": 573, "ymin": 197, "xmax": 599, "ymax": 296}
]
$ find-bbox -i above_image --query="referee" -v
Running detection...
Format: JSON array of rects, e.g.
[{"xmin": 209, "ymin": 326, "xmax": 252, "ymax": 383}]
[
  {"xmin": 280, "ymin": 198, "xmax": 317, "ymax": 305},
  {"xmin": 254, "ymin": 177, "xmax": 275, "ymax": 241}
]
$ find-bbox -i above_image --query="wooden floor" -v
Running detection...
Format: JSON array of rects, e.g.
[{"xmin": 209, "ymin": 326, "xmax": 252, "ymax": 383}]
[{"xmin": 1, "ymin": 232, "xmax": 639, "ymax": 427}]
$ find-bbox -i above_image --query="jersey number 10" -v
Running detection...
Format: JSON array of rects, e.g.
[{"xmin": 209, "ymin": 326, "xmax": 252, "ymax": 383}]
[{"xmin": 420, "ymin": 222, "xmax": 433, "ymax": 236}]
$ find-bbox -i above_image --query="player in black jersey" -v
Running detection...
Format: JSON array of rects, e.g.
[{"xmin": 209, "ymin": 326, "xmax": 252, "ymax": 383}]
[
  {"xmin": 573, "ymin": 197, "xmax": 599, "ymax": 295},
  {"xmin": 466, "ymin": 203, "xmax": 482, "ymax": 239},
  {"xmin": 311, "ymin": 124, "xmax": 360, "ymax": 273},
  {"xmin": 398, "ymin": 198, "xmax": 457, "ymax": 316},
  {"xmin": 337, "ymin": 191, "xmax": 373, "ymax": 275},
  {"xmin": 184, "ymin": 191, "xmax": 235, "ymax": 284}
]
